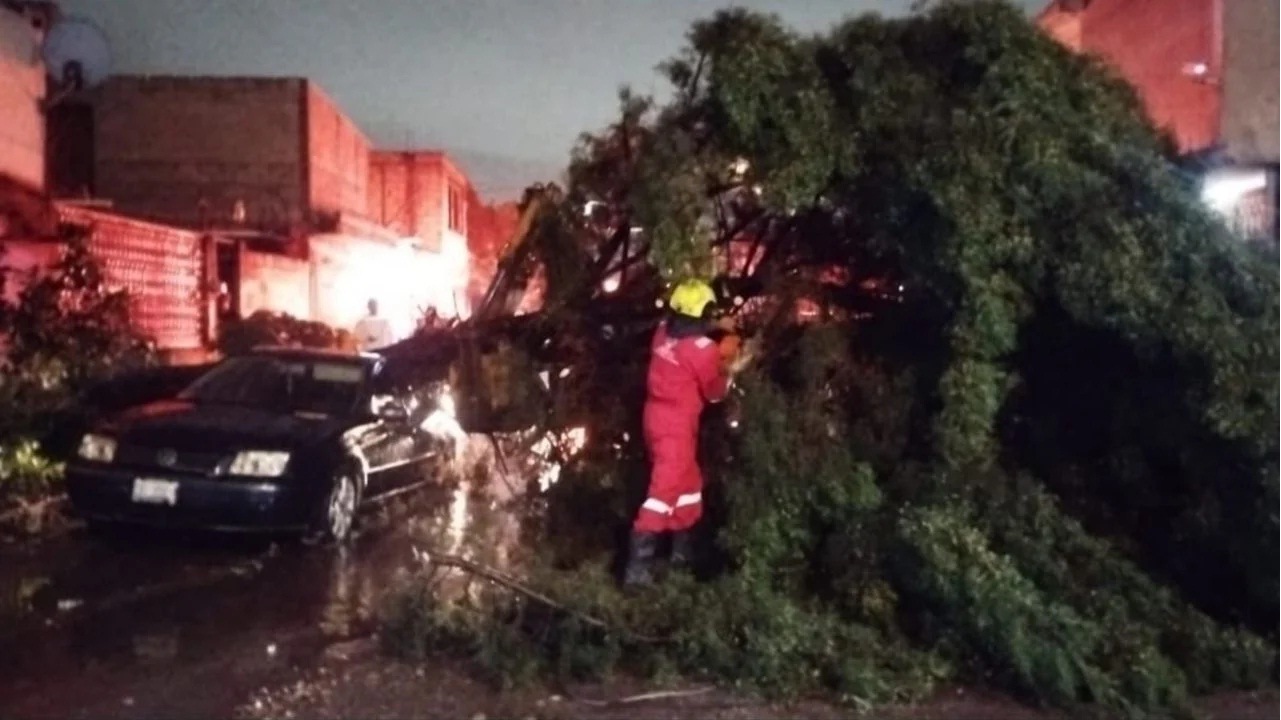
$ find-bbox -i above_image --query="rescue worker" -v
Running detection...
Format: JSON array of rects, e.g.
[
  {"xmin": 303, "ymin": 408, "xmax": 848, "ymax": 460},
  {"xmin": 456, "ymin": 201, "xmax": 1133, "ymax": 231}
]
[{"xmin": 624, "ymin": 279, "xmax": 747, "ymax": 586}]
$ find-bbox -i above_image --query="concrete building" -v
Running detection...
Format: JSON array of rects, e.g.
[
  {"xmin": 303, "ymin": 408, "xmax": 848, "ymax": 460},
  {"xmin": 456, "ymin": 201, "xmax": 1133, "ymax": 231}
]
[
  {"xmin": 0, "ymin": 5, "xmax": 209, "ymax": 357},
  {"xmin": 0, "ymin": 2, "xmax": 45, "ymax": 194},
  {"xmin": 55, "ymin": 76, "xmax": 369, "ymax": 232},
  {"xmin": 367, "ymin": 151, "xmax": 472, "ymax": 318},
  {"xmin": 1037, "ymin": 0, "xmax": 1279, "ymax": 244},
  {"xmin": 48, "ymin": 75, "xmax": 478, "ymax": 340}
]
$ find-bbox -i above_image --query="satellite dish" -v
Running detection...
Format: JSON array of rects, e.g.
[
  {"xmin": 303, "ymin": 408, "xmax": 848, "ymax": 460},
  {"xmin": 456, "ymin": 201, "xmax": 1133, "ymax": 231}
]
[{"xmin": 41, "ymin": 16, "xmax": 111, "ymax": 102}]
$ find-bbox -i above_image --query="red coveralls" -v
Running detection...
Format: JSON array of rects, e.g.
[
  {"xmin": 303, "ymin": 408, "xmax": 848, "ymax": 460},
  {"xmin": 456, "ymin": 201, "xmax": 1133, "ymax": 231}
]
[{"xmin": 634, "ymin": 322, "xmax": 729, "ymax": 533}]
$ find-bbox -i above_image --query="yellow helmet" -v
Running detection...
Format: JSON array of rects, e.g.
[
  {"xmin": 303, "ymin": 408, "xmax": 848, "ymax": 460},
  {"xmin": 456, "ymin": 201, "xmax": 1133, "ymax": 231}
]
[{"xmin": 668, "ymin": 279, "xmax": 717, "ymax": 319}]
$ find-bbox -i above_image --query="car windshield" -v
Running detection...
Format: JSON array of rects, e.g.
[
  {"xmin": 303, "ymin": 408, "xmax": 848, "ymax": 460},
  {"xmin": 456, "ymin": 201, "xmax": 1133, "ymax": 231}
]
[{"xmin": 178, "ymin": 356, "xmax": 369, "ymax": 416}]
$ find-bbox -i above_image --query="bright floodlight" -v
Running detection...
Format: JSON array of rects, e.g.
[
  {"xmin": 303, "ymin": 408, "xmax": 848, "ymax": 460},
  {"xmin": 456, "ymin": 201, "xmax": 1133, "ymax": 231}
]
[{"xmin": 1201, "ymin": 170, "xmax": 1267, "ymax": 214}]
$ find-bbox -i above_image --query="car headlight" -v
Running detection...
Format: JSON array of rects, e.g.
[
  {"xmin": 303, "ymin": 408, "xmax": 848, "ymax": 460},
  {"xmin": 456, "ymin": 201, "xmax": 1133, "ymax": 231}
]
[
  {"xmin": 78, "ymin": 434, "xmax": 117, "ymax": 463},
  {"xmin": 226, "ymin": 451, "xmax": 291, "ymax": 477}
]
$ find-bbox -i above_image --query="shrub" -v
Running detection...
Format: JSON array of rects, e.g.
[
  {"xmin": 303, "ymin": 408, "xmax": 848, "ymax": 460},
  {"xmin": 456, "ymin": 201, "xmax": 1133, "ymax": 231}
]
[
  {"xmin": 0, "ymin": 229, "xmax": 155, "ymax": 449},
  {"xmin": 217, "ymin": 310, "xmax": 346, "ymax": 356},
  {"xmin": 0, "ymin": 437, "xmax": 63, "ymax": 500}
]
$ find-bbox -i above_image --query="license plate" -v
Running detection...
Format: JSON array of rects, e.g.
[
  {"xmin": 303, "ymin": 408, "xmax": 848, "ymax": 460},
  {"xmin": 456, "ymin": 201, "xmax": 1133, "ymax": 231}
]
[{"xmin": 131, "ymin": 478, "xmax": 178, "ymax": 506}]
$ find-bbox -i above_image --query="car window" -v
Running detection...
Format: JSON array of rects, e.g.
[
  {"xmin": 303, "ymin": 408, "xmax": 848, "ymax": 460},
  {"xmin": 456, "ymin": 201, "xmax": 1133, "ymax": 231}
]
[{"xmin": 179, "ymin": 356, "xmax": 370, "ymax": 417}]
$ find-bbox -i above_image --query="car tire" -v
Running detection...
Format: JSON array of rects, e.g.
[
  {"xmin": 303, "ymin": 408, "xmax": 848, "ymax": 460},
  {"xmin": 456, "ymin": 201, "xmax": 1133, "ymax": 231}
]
[{"xmin": 304, "ymin": 467, "xmax": 362, "ymax": 546}]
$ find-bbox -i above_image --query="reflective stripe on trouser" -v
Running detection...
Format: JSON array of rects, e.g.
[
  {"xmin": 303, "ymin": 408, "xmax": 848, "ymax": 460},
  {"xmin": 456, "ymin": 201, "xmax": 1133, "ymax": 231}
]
[{"xmin": 634, "ymin": 429, "xmax": 703, "ymax": 533}]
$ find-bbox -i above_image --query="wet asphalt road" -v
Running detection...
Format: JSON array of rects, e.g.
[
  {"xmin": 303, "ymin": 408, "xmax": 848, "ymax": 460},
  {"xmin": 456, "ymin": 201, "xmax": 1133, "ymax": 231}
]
[{"xmin": 0, "ymin": 482, "xmax": 481, "ymax": 720}]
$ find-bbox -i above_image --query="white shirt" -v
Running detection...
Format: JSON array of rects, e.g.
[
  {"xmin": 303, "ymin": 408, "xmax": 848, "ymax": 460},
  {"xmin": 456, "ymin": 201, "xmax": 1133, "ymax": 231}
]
[{"xmin": 353, "ymin": 315, "xmax": 394, "ymax": 350}]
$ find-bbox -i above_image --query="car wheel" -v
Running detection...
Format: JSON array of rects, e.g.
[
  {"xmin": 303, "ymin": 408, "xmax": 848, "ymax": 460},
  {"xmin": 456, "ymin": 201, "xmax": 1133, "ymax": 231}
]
[{"xmin": 305, "ymin": 468, "xmax": 361, "ymax": 545}]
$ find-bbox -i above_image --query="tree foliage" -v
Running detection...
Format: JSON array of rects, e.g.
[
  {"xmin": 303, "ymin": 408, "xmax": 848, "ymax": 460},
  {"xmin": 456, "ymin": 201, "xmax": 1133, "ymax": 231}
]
[
  {"xmin": 389, "ymin": 2, "xmax": 1278, "ymax": 715},
  {"xmin": 0, "ymin": 227, "xmax": 155, "ymax": 441},
  {"xmin": 0, "ymin": 227, "xmax": 156, "ymax": 506}
]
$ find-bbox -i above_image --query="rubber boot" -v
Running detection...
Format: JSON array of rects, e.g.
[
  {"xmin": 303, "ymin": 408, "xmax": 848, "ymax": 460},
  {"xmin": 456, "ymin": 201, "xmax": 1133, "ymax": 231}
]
[
  {"xmin": 670, "ymin": 529, "xmax": 694, "ymax": 572},
  {"xmin": 623, "ymin": 530, "xmax": 659, "ymax": 587}
]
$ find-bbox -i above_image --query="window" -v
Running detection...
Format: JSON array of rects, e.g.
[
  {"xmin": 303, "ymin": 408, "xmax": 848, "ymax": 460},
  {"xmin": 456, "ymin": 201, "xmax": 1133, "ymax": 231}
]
[
  {"xmin": 447, "ymin": 185, "xmax": 465, "ymax": 234},
  {"xmin": 179, "ymin": 356, "xmax": 368, "ymax": 417}
]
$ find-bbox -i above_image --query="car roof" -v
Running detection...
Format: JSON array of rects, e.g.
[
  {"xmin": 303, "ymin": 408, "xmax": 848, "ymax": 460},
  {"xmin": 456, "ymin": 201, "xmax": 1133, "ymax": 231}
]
[{"xmin": 248, "ymin": 345, "xmax": 382, "ymax": 365}]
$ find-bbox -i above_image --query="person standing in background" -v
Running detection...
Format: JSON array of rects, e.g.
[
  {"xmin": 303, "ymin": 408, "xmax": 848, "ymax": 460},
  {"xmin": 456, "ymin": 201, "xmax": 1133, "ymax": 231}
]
[{"xmin": 353, "ymin": 298, "xmax": 394, "ymax": 351}]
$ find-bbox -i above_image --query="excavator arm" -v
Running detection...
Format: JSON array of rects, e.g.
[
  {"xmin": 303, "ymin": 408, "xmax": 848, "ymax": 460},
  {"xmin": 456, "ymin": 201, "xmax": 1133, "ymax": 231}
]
[
  {"xmin": 453, "ymin": 184, "xmax": 559, "ymax": 431},
  {"xmin": 472, "ymin": 184, "xmax": 555, "ymax": 322}
]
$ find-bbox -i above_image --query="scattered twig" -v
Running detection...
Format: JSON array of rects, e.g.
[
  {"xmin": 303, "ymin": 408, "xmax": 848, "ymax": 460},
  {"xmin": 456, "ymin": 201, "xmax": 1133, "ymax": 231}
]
[
  {"xmin": 571, "ymin": 686, "xmax": 717, "ymax": 707},
  {"xmin": 0, "ymin": 493, "xmax": 68, "ymax": 529},
  {"xmin": 484, "ymin": 434, "xmax": 521, "ymax": 498},
  {"xmin": 418, "ymin": 550, "xmax": 668, "ymax": 645}
]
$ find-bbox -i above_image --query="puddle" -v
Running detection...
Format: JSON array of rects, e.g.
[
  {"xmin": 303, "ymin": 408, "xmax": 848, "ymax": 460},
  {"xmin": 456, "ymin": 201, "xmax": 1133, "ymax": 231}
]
[{"xmin": 0, "ymin": 430, "xmax": 551, "ymax": 718}]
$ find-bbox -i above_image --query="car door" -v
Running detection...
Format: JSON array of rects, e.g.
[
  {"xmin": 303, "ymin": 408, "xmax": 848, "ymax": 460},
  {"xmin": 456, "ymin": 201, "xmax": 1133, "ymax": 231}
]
[
  {"xmin": 376, "ymin": 382, "xmax": 448, "ymax": 492},
  {"xmin": 342, "ymin": 363, "xmax": 405, "ymax": 498},
  {"xmin": 359, "ymin": 367, "xmax": 430, "ymax": 496},
  {"xmin": 402, "ymin": 382, "xmax": 451, "ymax": 472}
]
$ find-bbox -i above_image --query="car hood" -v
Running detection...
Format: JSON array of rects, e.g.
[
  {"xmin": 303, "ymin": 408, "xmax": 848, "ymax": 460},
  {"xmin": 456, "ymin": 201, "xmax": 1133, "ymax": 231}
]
[{"xmin": 101, "ymin": 400, "xmax": 353, "ymax": 453}]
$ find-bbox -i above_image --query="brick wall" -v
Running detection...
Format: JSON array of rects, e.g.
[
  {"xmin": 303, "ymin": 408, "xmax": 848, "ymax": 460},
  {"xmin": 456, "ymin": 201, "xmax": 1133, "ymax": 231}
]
[
  {"xmin": 57, "ymin": 204, "xmax": 205, "ymax": 350},
  {"xmin": 367, "ymin": 151, "xmax": 471, "ymax": 253},
  {"xmin": 89, "ymin": 76, "xmax": 308, "ymax": 230},
  {"xmin": 239, "ymin": 250, "xmax": 310, "ymax": 320},
  {"xmin": 306, "ymin": 83, "xmax": 371, "ymax": 217}
]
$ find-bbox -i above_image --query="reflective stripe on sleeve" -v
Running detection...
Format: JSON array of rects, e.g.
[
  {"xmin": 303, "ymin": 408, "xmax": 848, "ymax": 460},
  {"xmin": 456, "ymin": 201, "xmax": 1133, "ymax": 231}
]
[
  {"xmin": 675, "ymin": 492, "xmax": 702, "ymax": 508},
  {"xmin": 641, "ymin": 497, "xmax": 673, "ymax": 515}
]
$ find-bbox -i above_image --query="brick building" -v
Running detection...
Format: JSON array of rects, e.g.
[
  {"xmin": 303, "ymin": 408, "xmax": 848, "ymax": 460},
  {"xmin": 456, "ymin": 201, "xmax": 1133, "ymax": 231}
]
[
  {"xmin": 53, "ymin": 76, "xmax": 369, "ymax": 231},
  {"xmin": 367, "ymin": 151, "xmax": 473, "ymax": 318},
  {"xmin": 47, "ymin": 74, "xmax": 480, "ymax": 341},
  {"xmin": 6, "ymin": 0, "xmax": 494, "ymax": 356},
  {"xmin": 1037, "ymin": 0, "xmax": 1279, "ymax": 244}
]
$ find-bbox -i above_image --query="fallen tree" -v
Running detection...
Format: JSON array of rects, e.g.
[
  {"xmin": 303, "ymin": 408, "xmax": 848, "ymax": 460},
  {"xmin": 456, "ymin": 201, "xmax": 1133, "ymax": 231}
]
[{"xmin": 384, "ymin": 2, "xmax": 1278, "ymax": 716}]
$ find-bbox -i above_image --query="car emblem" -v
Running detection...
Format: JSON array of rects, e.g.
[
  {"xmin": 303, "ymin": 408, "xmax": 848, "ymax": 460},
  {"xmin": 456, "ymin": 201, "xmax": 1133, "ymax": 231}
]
[{"xmin": 156, "ymin": 449, "xmax": 178, "ymax": 467}]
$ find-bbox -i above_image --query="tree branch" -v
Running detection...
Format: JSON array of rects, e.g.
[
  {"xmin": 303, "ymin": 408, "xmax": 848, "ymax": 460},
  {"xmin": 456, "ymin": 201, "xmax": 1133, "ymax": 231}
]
[
  {"xmin": 418, "ymin": 550, "xmax": 669, "ymax": 645},
  {"xmin": 572, "ymin": 686, "xmax": 716, "ymax": 708},
  {"xmin": 603, "ymin": 242, "xmax": 651, "ymax": 278},
  {"xmin": 687, "ymin": 51, "xmax": 708, "ymax": 100}
]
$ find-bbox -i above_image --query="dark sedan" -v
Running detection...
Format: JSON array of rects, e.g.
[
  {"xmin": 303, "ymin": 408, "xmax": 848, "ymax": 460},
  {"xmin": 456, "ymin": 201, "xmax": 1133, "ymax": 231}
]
[{"xmin": 65, "ymin": 347, "xmax": 456, "ymax": 542}]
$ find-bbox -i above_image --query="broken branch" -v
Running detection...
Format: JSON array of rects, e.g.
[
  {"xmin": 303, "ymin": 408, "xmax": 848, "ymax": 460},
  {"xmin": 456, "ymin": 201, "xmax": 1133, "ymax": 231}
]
[
  {"xmin": 571, "ymin": 686, "xmax": 716, "ymax": 708},
  {"xmin": 419, "ymin": 551, "xmax": 669, "ymax": 645}
]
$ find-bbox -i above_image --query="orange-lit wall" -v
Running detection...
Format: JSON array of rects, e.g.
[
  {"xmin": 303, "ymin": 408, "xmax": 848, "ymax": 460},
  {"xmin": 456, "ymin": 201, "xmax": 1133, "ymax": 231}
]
[
  {"xmin": 306, "ymin": 84, "xmax": 370, "ymax": 217},
  {"xmin": 0, "ymin": 7, "xmax": 45, "ymax": 191},
  {"xmin": 466, "ymin": 194, "xmax": 520, "ymax": 310},
  {"xmin": 1038, "ymin": 0, "xmax": 1221, "ymax": 154},
  {"xmin": 0, "ymin": 239, "xmax": 59, "ymax": 304},
  {"xmin": 239, "ymin": 250, "xmax": 310, "ymax": 320},
  {"xmin": 367, "ymin": 151, "xmax": 469, "ymax": 253},
  {"xmin": 310, "ymin": 233, "xmax": 468, "ymax": 340},
  {"xmin": 365, "ymin": 151, "xmax": 474, "ymax": 324}
]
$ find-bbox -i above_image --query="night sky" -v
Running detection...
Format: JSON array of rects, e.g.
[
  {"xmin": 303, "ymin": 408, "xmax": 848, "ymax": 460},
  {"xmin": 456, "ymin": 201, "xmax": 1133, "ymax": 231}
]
[{"xmin": 60, "ymin": 0, "xmax": 1045, "ymax": 200}]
